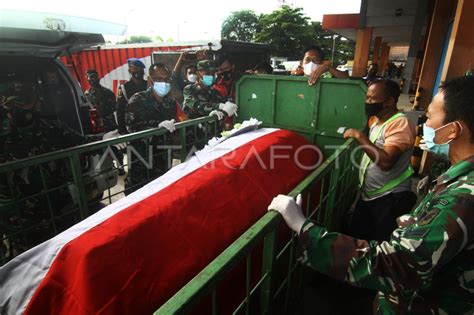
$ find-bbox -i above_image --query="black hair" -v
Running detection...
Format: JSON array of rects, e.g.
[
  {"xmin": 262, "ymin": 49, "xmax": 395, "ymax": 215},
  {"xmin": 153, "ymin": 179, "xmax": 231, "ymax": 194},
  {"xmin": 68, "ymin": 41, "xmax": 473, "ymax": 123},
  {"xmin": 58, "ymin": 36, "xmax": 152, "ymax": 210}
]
[
  {"xmin": 303, "ymin": 45, "xmax": 325, "ymax": 61},
  {"xmin": 86, "ymin": 69, "xmax": 98, "ymax": 75},
  {"xmin": 252, "ymin": 62, "xmax": 273, "ymax": 74},
  {"xmin": 440, "ymin": 76, "xmax": 474, "ymax": 141},
  {"xmin": 185, "ymin": 64, "xmax": 197, "ymax": 72},
  {"xmin": 215, "ymin": 53, "xmax": 234, "ymax": 67},
  {"xmin": 148, "ymin": 63, "xmax": 170, "ymax": 75},
  {"xmin": 370, "ymin": 78, "xmax": 400, "ymax": 103}
]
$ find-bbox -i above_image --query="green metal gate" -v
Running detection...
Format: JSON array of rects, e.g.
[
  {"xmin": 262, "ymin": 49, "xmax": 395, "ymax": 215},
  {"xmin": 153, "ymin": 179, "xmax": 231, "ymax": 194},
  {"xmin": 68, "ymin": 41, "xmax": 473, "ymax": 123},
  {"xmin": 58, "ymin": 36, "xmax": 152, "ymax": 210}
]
[
  {"xmin": 0, "ymin": 116, "xmax": 220, "ymax": 264},
  {"xmin": 155, "ymin": 76, "xmax": 367, "ymax": 314}
]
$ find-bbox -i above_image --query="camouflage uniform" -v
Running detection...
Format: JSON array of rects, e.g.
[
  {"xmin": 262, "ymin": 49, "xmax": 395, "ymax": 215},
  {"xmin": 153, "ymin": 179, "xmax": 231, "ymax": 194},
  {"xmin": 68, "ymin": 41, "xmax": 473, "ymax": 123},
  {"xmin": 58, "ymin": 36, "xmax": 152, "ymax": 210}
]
[
  {"xmin": 116, "ymin": 79, "xmax": 148, "ymax": 134},
  {"xmin": 182, "ymin": 60, "xmax": 226, "ymax": 119},
  {"xmin": 0, "ymin": 111, "xmax": 90, "ymax": 263},
  {"xmin": 298, "ymin": 156, "xmax": 474, "ymax": 314},
  {"xmin": 124, "ymin": 88, "xmax": 182, "ymax": 194},
  {"xmin": 182, "ymin": 83, "xmax": 226, "ymax": 119},
  {"xmin": 85, "ymin": 84, "xmax": 117, "ymax": 132}
]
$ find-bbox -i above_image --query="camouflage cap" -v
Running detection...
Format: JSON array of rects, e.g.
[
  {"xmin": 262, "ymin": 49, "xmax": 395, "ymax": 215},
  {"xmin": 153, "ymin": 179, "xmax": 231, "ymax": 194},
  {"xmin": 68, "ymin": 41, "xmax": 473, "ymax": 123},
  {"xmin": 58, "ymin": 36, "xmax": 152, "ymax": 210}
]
[{"xmin": 197, "ymin": 60, "xmax": 216, "ymax": 72}]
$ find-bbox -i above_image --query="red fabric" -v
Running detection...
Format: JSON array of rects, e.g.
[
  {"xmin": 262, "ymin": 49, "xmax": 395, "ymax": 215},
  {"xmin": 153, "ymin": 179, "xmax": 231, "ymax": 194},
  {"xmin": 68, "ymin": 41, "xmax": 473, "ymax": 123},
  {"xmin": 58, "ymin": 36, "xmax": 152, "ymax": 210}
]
[
  {"xmin": 175, "ymin": 102, "xmax": 188, "ymax": 122},
  {"xmin": 25, "ymin": 130, "xmax": 320, "ymax": 315}
]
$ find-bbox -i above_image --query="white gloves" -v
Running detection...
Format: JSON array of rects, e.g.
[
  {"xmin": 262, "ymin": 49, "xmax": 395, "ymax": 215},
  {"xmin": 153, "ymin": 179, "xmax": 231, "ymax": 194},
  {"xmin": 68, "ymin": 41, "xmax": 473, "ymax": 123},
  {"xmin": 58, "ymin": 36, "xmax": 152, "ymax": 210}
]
[
  {"xmin": 218, "ymin": 101, "xmax": 238, "ymax": 117},
  {"xmin": 268, "ymin": 194, "xmax": 305, "ymax": 234},
  {"xmin": 102, "ymin": 129, "xmax": 126, "ymax": 150},
  {"xmin": 158, "ymin": 119, "xmax": 176, "ymax": 132},
  {"xmin": 209, "ymin": 110, "xmax": 225, "ymax": 120}
]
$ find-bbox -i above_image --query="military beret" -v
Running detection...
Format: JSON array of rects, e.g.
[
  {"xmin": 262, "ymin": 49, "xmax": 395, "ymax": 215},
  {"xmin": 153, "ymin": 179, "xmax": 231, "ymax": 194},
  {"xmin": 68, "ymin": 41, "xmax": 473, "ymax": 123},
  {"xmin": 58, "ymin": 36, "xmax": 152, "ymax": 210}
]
[{"xmin": 127, "ymin": 58, "xmax": 146, "ymax": 69}]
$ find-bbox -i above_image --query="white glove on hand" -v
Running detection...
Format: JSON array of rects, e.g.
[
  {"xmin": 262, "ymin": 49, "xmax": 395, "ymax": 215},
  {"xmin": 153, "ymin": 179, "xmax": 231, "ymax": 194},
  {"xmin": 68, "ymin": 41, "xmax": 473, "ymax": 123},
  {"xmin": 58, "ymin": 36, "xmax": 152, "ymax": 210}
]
[
  {"xmin": 102, "ymin": 129, "xmax": 126, "ymax": 150},
  {"xmin": 209, "ymin": 110, "xmax": 224, "ymax": 120},
  {"xmin": 268, "ymin": 194, "xmax": 305, "ymax": 234},
  {"xmin": 158, "ymin": 119, "xmax": 176, "ymax": 132},
  {"xmin": 419, "ymin": 138, "xmax": 428, "ymax": 151},
  {"xmin": 218, "ymin": 101, "xmax": 238, "ymax": 117}
]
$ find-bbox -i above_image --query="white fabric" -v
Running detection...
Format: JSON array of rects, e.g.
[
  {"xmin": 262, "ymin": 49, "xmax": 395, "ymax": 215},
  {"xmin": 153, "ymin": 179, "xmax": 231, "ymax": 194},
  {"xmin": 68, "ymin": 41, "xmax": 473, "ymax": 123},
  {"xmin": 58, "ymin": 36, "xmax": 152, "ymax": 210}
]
[{"xmin": 0, "ymin": 128, "xmax": 279, "ymax": 315}]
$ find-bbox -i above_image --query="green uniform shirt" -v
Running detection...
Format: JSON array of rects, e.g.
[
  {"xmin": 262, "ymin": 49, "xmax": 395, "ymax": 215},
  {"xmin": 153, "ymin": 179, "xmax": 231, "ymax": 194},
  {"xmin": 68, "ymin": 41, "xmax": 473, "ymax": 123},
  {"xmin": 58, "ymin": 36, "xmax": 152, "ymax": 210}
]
[
  {"xmin": 125, "ymin": 88, "xmax": 178, "ymax": 133},
  {"xmin": 85, "ymin": 85, "xmax": 117, "ymax": 132},
  {"xmin": 182, "ymin": 83, "xmax": 226, "ymax": 119},
  {"xmin": 299, "ymin": 156, "xmax": 474, "ymax": 314},
  {"xmin": 116, "ymin": 79, "xmax": 148, "ymax": 134}
]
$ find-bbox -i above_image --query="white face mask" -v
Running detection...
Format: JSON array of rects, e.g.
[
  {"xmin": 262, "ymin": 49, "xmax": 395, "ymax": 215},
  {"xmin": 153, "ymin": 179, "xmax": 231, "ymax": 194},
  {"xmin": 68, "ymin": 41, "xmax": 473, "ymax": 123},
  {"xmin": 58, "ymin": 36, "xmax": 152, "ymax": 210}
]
[
  {"xmin": 153, "ymin": 82, "xmax": 171, "ymax": 97},
  {"xmin": 187, "ymin": 74, "xmax": 197, "ymax": 83},
  {"xmin": 303, "ymin": 62, "xmax": 318, "ymax": 76}
]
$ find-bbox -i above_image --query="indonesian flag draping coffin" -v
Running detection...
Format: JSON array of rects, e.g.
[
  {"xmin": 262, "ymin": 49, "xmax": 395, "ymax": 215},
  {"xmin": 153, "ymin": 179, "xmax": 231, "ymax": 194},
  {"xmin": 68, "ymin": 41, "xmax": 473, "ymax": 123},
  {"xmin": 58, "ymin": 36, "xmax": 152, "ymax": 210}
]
[{"xmin": 0, "ymin": 128, "xmax": 322, "ymax": 315}]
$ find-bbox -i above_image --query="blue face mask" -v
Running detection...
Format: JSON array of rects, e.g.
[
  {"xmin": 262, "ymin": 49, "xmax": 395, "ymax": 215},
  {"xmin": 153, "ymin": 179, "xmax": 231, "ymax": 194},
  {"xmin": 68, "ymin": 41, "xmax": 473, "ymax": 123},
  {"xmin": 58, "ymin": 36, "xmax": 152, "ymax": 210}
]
[
  {"xmin": 153, "ymin": 82, "xmax": 171, "ymax": 97},
  {"xmin": 202, "ymin": 75, "xmax": 215, "ymax": 87},
  {"xmin": 423, "ymin": 122, "xmax": 461, "ymax": 159}
]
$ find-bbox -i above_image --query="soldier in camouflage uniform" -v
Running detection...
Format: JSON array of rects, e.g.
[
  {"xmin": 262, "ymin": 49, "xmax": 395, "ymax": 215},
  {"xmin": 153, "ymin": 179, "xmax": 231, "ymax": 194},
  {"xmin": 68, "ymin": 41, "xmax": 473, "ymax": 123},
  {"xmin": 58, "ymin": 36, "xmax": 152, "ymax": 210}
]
[
  {"xmin": 84, "ymin": 69, "xmax": 117, "ymax": 132},
  {"xmin": 124, "ymin": 63, "xmax": 187, "ymax": 194},
  {"xmin": 115, "ymin": 59, "xmax": 148, "ymax": 175},
  {"xmin": 268, "ymin": 76, "xmax": 474, "ymax": 314},
  {"xmin": 116, "ymin": 58, "xmax": 148, "ymax": 134},
  {"xmin": 183, "ymin": 60, "xmax": 227, "ymax": 119},
  {"xmin": 0, "ymin": 81, "xmax": 92, "ymax": 262}
]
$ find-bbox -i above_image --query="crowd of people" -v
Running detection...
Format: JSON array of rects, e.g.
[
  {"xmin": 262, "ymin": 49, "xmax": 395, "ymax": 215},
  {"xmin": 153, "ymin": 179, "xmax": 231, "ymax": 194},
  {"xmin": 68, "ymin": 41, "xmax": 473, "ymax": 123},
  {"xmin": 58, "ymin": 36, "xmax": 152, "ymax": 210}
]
[
  {"xmin": 1, "ymin": 43, "xmax": 473, "ymax": 314},
  {"xmin": 85, "ymin": 47, "xmax": 345, "ymax": 194}
]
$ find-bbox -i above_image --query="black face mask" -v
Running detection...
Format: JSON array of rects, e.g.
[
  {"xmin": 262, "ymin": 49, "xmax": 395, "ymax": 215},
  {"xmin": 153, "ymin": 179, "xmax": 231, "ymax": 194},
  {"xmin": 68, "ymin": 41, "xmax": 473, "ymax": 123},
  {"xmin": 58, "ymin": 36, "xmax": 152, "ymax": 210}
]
[
  {"xmin": 365, "ymin": 101, "xmax": 385, "ymax": 117},
  {"xmin": 131, "ymin": 71, "xmax": 144, "ymax": 80},
  {"xmin": 11, "ymin": 107, "xmax": 35, "ymax": 127},
  {"xmin": 219, "ymin": 71, "xmax": 233, "ymax": 81}
]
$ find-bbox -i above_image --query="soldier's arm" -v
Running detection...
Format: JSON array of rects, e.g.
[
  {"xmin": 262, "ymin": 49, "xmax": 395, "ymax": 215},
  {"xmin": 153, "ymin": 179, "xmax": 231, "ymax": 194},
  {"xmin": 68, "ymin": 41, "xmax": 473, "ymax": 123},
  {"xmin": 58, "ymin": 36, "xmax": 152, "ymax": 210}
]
[
  {"xmin": 183, "ymin": 85, "xmax": 220, "ymax": 117},
  {"xmin": 104, "ymin": 89, "xmax": 117, "ymax": 116},
  {"xmin": 116, "ymin": 86, "xmax": 128, "ymax": 134},
  {"xmin": 299, "ymin": 192, "xmax": 474, "ymax": 293},
  {"xmin": 182, "ymin": 85, "xmax": 201, "ymax": 116},
  {"xmin": 210, "ymin": 86, "xmax": 227, "ymax": 104},
  {"xmin": 125, "ymin": 94, "xmax": 145, "ymax": 132}
]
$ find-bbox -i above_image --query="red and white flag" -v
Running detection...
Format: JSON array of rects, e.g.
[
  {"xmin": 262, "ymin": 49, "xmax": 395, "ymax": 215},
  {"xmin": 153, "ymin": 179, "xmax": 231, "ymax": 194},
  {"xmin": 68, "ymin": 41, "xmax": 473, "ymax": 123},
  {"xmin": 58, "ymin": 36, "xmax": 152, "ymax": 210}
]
[{"xmin": 0, "ymin": 128, "xmax": 320, "ymax": 315}]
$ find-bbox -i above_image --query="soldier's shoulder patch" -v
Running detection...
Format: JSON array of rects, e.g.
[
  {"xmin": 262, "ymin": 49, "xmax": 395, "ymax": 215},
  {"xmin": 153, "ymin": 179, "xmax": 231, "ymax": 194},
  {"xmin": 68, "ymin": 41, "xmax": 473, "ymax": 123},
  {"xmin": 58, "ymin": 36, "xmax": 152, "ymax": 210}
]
[{"xmin": 418, "ymin": 208, "xmax": 440, "ymax": 226}]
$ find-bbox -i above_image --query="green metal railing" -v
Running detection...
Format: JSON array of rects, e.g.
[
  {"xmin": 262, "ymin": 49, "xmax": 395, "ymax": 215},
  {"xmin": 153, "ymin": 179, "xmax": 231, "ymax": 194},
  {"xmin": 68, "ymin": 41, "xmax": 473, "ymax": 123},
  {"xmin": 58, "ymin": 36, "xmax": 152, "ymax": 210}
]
[
  {"xmin": 0, "ymin": 116, "xmax": 220, "ymax": 264},
  {"xmin": 155, "ymin": 138, "xmax": 360, "ymax": 315}
]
